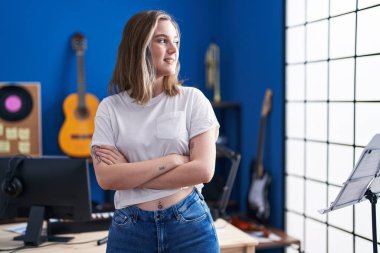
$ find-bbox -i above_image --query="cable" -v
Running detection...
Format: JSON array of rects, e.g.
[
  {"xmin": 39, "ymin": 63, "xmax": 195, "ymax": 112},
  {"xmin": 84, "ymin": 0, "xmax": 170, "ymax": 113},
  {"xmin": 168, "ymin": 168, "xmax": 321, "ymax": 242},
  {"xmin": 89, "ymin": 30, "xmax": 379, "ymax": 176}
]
[
  {"xmin": 0, "ymin": 246, "xmax": 27, "ymax": 252},
  {"xmin": 97, "ymin": 236, "xmax": 108, "ymax": 245}
]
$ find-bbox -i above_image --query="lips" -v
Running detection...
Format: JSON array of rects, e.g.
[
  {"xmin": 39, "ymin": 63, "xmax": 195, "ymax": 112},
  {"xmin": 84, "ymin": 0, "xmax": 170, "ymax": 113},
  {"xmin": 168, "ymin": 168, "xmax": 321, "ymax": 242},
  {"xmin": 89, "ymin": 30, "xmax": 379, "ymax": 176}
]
[{"xmin": 164, "ymin": 58, "xmax": 175, "ymax": 64}]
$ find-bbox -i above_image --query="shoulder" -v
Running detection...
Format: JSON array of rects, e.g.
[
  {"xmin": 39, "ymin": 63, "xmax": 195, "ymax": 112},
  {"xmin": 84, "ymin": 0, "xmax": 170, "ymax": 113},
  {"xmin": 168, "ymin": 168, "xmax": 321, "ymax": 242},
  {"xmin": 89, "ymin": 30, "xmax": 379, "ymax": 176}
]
[
  {"xmin": 101, "ymin": 92, "xmax": 128, "ymax": 106},
  {"xmin": 97, "ymin": 92, "xmax": 128, "ymax": 114},
  {"xmin": 178, "ymin": 86, "xmax": 207, "ymax": 99},
  {"xmin": 176, "ymin": 86, "xmax": 213, "ymax": 111}
]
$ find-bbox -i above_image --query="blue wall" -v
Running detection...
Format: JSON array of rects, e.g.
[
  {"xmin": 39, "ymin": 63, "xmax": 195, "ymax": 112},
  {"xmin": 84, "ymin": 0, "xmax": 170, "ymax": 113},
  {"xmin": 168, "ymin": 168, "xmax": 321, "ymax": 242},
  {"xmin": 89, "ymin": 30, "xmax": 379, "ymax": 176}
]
[
  {"xmin": 218, "ymin": 0, "xmax": 285, "ymax": 228},
  {"xmin": 0, "ymin": 0, "xmax": 284, "ymax": 228}
]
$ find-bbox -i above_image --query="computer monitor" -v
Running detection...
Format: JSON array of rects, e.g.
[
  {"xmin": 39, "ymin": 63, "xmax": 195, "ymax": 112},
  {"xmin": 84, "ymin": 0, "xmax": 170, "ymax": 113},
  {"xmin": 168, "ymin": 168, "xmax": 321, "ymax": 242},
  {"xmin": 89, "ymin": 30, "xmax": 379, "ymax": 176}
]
[{"xmin": 0, "ymin": 156, "xmax": 92, "ymax": 246}]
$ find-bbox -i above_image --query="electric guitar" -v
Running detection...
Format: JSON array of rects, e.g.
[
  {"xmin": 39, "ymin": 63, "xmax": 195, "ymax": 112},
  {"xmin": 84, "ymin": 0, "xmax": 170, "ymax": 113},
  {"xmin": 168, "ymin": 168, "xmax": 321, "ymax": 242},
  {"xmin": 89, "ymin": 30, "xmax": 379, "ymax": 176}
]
[
  {"xmin": 58, "ymin": 32, "xmax": 99, "ymax": 157},
  {"xmin": 247, "ymin": 89, "xmax": 273, "ymax": 223}
]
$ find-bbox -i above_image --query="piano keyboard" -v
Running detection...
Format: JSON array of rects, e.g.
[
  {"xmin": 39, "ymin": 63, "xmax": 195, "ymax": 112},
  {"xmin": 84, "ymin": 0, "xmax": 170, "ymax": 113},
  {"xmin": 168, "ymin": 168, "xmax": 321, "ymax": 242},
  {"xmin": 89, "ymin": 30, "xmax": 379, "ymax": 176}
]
[{"xmin": 49, "ymin": 212, "xmax": 114, "ymax": 235}]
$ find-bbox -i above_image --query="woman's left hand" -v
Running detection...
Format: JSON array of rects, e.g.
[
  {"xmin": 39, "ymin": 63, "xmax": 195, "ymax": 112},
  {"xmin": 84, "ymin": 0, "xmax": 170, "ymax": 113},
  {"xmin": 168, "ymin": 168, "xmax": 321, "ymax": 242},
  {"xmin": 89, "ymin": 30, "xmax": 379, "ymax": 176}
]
[{"xmin": 94, "ymin": 145, "xmax": 128, "ymax": 165}]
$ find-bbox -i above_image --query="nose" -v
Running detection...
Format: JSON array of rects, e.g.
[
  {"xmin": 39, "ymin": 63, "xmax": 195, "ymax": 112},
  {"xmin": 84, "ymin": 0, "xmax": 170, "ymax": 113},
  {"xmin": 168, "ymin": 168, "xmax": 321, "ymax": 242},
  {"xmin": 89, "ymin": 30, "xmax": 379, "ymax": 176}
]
[{"xmin": 167, "ymin": 41, "xmax": 177, "ymax": 54}]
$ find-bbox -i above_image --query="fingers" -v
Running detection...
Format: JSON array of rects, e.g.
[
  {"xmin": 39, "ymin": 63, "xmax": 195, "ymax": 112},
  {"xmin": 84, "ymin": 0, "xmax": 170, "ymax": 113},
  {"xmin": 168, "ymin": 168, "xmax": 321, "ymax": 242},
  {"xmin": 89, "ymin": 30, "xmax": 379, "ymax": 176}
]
[
  {"xmin": 100, "ymin": 155, "xmax": 114, "ymax": 165},
  {"xmin": 97, "ymin": 148, "xmax": 119, "ymax": 161},
  {"xmin": 100, "ymin": 145, "xmax": 126, "ymax": 158},
  {"xmin": 95, "ymin": 145, "xmax": 128, "ymax": 164},
  {"xmin": 179, "ymin": 155, "xmax": 190, "ymax": 164},
  {"xmin": 97, "ymin": 150, "xmax": 117, "ymax": 163},
  {"xmin": 91, "ymin": 146, "xmax": 102, "ymax": 164}
]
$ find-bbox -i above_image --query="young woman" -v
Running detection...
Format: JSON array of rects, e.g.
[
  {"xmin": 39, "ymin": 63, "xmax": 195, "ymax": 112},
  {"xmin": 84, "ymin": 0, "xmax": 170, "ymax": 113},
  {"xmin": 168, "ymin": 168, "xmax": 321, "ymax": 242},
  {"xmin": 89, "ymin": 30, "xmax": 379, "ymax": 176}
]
[{"xmin": 91, "ymin": 10, "xmax": 220, "ymax": 252}]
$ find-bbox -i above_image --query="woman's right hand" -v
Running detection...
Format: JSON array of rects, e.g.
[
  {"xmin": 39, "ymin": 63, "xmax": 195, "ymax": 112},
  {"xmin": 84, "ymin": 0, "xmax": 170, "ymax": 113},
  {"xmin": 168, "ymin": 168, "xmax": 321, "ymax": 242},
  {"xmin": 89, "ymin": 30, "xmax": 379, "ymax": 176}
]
[{"xmin": 94, "ymin": 145, "xmax": 128, "ymax": 165}]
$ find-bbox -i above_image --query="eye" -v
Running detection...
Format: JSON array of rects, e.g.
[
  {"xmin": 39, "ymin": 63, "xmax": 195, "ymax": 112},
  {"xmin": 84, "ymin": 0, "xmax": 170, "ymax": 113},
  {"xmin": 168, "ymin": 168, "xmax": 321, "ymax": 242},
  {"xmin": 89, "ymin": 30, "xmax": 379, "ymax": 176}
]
[{"xmin": 158, "ymin": 38, "xmax": 167, "ymax": 44}]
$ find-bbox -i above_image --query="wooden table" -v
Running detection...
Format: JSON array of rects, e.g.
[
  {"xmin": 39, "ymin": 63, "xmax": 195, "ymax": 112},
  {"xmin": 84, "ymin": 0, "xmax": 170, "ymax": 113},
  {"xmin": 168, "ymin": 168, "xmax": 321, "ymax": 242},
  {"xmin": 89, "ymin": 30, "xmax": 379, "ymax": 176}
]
[
  {"xmin": 255, "ymin": 226, "xmax": 301, "ymax": 252},
  {"xmin": 215, "ymin": 219, "xmax": 258, "ymax": 253},
  {"xmin": 0, "ymin": 219, "xmax": 257, "ymax": 253},
  {"xmin": 243, "ymin": 225, "xmax": 301, "ymax": 253}
]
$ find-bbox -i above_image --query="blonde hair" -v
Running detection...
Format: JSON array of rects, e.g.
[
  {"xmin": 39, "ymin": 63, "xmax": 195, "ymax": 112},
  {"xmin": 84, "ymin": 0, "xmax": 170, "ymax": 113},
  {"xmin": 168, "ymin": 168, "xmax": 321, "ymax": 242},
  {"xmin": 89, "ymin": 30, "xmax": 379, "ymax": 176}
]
[{"xmin": 108, "ymin": 10, "xmax": 182, "ymax": 104}]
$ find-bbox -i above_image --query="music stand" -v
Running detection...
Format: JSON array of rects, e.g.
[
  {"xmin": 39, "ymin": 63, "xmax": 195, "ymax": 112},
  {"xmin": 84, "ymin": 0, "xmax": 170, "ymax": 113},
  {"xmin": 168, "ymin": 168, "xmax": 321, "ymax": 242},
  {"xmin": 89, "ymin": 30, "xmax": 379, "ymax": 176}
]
[
  {"xmin": 319, "ymin": 134, "xmax": 380, "ymax": 253},
  {"xmin": 210, "ymin": 144, "xmax": 241, "ymax": 220}
]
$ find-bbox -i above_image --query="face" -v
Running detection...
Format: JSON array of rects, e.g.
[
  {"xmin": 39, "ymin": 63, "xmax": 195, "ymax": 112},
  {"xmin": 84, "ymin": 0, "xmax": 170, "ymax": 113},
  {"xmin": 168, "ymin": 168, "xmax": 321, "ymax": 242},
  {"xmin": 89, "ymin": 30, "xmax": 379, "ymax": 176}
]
[{"xmin": 150, "ymin": 20, "xmax": 179, "ymax": 78}]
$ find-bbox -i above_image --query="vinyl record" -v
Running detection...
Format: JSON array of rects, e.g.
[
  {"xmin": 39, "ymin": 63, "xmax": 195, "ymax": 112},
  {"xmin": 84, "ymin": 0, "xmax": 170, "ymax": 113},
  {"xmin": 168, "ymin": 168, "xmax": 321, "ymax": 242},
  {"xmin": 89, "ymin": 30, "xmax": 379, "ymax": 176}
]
[{"xmin": 0, "ymin": 85, "xmax": 33, "ymax": 121}]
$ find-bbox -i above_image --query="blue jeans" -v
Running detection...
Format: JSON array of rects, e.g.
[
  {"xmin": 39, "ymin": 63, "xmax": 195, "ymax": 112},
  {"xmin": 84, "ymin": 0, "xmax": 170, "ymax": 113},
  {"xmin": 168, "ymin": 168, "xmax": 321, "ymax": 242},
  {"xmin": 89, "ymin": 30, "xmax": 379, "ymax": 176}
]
[{"xmin": 106, "ymin": 188, "xmax": 220, "ymax": 253}]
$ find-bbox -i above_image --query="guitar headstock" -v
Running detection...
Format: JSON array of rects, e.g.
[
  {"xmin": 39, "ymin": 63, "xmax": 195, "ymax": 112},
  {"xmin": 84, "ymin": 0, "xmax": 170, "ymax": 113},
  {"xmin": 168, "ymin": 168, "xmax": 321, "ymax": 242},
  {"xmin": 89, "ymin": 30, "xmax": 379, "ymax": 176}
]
[
  {"xmin": 71, "ymin": 32, "xmax": 87, "ymax": 56},
  {"xmin": 261, "ymin": 88, "xmax": 273, "ymax": 117}
]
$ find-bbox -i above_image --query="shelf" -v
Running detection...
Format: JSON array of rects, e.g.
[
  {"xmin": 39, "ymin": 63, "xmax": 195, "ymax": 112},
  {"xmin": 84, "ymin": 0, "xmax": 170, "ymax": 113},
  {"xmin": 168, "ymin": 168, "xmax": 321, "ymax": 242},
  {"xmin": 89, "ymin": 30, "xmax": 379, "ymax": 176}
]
[{"xmin": 212, "ymin": 101, "xmax": 241, "ymax": 109}]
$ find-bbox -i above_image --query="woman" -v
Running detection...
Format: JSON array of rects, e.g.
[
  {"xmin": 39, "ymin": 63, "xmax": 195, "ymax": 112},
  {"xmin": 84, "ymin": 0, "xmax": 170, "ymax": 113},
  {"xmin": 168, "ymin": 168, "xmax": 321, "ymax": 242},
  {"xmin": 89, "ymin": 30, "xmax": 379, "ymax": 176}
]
[{"xmin": 91, "ymin": 10, "xmax": 220, "ymax": 252}]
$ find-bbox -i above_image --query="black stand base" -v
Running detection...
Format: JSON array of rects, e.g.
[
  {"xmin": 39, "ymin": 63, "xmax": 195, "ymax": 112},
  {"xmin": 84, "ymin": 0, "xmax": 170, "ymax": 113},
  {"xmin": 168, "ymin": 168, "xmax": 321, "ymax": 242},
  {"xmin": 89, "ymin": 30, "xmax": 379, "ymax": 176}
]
[
  {"xmin": 365, "ymin": 189, "xmax": 378, "ymax": 253},
  {"xmin": 13, "ymin": 235, "xmax": 74, "ymax": 245},
  {"xmin": 14, "ymin": 206, "xmax": 74, "ymax": 246}
]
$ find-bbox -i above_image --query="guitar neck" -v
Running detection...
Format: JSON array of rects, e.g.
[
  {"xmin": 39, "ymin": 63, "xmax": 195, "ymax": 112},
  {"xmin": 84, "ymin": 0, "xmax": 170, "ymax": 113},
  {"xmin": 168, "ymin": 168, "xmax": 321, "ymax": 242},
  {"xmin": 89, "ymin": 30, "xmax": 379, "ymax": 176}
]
[
  {"xmin": 255, "ymin": 116, "xmax": 267, "ymax": 176},
  {"xmin": 76, "ymin": 53, "xmax": 86, "ymax": 109}
]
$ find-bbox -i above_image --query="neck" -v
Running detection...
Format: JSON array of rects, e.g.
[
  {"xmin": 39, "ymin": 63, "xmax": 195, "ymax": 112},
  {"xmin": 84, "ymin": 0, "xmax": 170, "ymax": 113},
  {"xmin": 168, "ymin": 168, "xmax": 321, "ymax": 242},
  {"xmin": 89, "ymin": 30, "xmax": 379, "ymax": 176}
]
[{"xmin": 152, "ymin": 77, "xmax": 164, "ymax": 97}]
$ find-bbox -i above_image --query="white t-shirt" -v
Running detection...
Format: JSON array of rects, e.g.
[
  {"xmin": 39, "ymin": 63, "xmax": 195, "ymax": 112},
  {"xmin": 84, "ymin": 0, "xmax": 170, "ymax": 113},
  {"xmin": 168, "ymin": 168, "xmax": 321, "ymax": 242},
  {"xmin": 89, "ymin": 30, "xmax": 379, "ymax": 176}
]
[{"xmin": 91, "ymin": 86, "xmax": 220, "ymax": 209}]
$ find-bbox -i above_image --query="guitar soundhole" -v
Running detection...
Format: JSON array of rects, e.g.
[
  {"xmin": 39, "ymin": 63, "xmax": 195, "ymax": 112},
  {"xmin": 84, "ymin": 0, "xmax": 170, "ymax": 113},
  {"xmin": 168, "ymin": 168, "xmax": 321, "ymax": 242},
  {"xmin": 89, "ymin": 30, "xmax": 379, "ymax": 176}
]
[{"xmin": 75, "ymin": 107, "xmax": 89, "ymax": 119}]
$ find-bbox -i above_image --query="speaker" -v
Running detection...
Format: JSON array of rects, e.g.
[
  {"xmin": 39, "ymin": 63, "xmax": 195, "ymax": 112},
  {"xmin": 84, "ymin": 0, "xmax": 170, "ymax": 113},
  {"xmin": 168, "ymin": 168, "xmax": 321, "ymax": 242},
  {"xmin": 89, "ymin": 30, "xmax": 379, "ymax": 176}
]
[
  {"xmin": 0, "ymin": 83, "xmax": 41, "ymax": 156},
  {"xmin": 1, "ymin": 155, "xmax": 26, "ymax": 198}
]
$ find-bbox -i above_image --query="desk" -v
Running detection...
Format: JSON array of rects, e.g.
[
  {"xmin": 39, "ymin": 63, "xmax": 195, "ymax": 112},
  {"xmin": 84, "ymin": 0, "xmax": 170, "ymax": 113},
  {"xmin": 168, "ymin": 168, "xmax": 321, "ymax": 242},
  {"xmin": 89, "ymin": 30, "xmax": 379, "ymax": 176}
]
[
  {"xmin": 230, "ymin": 216, "xmax": 301, "ymax": 252},
  {"xmin": 215, "ymin": 219, "xmax": 258, "ymax": 253},
  {"xmin": 255, "ymin": 226, "xmax": 301, "ymax": 252},
  {"xmin": 0, "ymin": 219, "xmax": 257, "ymax": 253}
]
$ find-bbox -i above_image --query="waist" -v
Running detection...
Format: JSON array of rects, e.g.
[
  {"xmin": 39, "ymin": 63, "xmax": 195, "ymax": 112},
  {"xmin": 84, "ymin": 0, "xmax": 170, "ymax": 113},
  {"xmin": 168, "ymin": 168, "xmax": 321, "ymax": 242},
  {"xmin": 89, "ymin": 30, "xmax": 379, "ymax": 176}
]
[{"xmin": 136, "ymin": 187, "xmax": 194, "ymax": 211}]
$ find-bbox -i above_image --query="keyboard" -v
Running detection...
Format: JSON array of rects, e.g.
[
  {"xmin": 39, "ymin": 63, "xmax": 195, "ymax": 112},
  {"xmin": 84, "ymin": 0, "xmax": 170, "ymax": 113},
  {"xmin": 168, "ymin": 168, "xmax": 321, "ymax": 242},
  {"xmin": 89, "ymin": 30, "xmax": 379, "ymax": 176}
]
[{"xmin": 48, "ymin": 212, "xmax": 113, "ymax": 235}]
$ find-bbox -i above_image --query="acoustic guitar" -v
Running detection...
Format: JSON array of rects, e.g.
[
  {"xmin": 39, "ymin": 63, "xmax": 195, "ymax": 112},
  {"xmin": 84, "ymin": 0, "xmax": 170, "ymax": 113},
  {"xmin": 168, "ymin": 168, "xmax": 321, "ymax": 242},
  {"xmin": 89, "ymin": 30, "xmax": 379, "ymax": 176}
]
[
  {"xmin": 247, "ymin": 89, "xmax": 273, "ymax": 223},
  {"xmin": 58, "ymin": 32, "xmax": 99, "ymax": 158}
]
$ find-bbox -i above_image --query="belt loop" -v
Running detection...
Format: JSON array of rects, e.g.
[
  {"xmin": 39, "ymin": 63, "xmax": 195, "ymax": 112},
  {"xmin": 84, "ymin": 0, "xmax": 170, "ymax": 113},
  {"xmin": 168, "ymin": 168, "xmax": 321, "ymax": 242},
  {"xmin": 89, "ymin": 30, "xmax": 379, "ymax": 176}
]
[
  {"xmin": 196, "ymin": 188, "xmax": 204, "ymax": 200},
  {"xmin": 132, "ymin": 206, "xmax": 138, "ymax": 223}
]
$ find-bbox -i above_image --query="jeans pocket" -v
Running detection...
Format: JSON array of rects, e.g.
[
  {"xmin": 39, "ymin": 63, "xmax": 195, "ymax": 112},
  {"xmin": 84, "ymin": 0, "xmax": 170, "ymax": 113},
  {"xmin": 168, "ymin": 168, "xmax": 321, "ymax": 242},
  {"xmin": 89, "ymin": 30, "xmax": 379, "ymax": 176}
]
[
  {"xmin": 178, "ymin": 199, "xmax": 207, "ymax": 223},
  {"xmin": 112, "ymin": 208, "xmax": 134, "ymax": 227}
]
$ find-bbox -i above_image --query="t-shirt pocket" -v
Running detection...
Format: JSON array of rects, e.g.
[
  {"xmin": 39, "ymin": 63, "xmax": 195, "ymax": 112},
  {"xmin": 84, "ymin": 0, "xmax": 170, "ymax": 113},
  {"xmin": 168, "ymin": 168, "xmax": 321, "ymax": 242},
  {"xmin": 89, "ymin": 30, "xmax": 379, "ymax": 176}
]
[{"xmin": 156, "ymin": 111, "xmax": 186, "ymax": 139}]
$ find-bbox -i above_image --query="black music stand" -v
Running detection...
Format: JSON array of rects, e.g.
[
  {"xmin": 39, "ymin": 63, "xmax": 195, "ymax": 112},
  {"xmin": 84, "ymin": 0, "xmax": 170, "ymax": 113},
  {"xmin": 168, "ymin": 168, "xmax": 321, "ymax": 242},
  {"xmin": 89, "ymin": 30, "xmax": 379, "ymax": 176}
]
[
  {"xmin": 319, "ymin": 134, "xmax": 380, "ymax": 253},
  {"xmin": 210, "ymin": 144, "xmax": 241, "ymax": 220}
]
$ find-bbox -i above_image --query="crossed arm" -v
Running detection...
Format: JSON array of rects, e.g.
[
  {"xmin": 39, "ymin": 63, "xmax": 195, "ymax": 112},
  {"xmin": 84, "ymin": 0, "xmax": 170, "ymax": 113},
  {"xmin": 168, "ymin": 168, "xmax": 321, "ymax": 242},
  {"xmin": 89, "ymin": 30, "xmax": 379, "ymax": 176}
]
[{"xmin": 91, "ymin": 128, "xmax": 217, "ymax": 191}]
